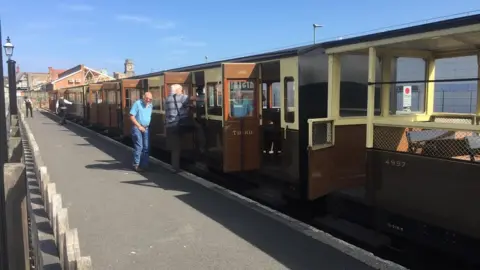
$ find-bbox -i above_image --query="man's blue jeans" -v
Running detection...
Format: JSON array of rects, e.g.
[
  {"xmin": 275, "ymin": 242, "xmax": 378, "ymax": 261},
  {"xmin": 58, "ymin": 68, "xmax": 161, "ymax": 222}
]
[{"xmin": 131, "ymin": 126, "xmax": 149, "ymax": 168}]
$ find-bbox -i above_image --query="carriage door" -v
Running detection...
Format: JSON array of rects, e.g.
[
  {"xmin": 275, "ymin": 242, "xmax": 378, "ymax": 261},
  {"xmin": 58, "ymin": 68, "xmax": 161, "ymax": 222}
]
[
  {"xmin": 164, "ymin": 72, "xmax": 194, "ymax": 149},
  {"xmin": 122, "ymin": 80, "xmax": 141, "ymax": 136},
  {"xmin": 222, "ymin": 63, "xmax": 261, "ymax": 172}
]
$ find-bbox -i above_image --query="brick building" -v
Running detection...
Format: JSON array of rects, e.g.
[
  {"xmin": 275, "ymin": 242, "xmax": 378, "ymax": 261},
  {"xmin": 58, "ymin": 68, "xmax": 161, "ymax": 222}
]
[
  {"xmin": 47, "ymin": 67, "xmax": 67, "ymax": 82},
  {"xmin": 45, "ymin": 64, "xmax": 114, "ymax": 91}
]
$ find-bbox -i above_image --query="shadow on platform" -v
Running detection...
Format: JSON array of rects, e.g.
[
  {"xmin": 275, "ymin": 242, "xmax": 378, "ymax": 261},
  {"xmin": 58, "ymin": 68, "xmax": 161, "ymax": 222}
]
[{"xmin": 36, "ymin": 111, "xmax": 371, "ymax": 270}]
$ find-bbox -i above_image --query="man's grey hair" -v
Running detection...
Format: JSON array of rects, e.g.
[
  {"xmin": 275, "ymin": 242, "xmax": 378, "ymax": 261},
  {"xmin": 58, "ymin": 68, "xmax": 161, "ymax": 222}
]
[{"xmin": 171, "ymin": 84, "xmax": 183, "ymax": 94}]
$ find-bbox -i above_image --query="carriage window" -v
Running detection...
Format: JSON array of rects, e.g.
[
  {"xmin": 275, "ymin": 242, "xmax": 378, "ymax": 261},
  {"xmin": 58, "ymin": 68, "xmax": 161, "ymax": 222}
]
[
  {"xmin": 229, "ymin": 80, "xmax": 255, "ymax": 118},
  {"xmin": 207, "ymin": 82, "xmax": 222, "ymax": 116},
  {"xmin": 150, "ymin": 87, "xmax": 162, "ymax": 110},
  {"xmin": 130, "ymin": 89, "xmax": 140, "ymax": 103},
  {"xmin": 107, "ymin": 91, "xmax": 116, "ymax": 104},
  {"xmin": 97, "ymin": 91, "xmax": 103, "ymax": 104},
  {"xmin": 272, "ymin": 82, "xmax": 281, "ymax": 108},
  {"xmin": 262, "ymin": 82, "xmax": 281, "ymax": 109},
  {"xmin": 125, "ymin": 89, "xmax": 130, "ymax": 107},
  {"xmin": 262, "ymin": 83, "xmax": 267, "ymax": 108},
  {"xmin": 284, "ymin": 77, "xmax": 295, "ymax": 123}
]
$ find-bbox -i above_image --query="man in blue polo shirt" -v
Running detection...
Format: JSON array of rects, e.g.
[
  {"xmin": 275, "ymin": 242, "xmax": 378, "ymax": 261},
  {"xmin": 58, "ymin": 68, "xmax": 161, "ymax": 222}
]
[{"xmin": 129, "ymin": 91, "xmax": 153, "ymax": 172}]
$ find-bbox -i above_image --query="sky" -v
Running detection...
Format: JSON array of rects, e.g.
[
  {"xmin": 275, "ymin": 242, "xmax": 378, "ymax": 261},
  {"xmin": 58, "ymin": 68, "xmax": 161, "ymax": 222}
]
[{"xmin": 0, "ymin": 0, "xmax": 479, "ymax": 77}]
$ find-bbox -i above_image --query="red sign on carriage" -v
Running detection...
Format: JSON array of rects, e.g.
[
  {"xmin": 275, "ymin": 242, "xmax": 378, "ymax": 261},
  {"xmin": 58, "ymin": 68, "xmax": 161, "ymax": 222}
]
[{"xmin": 402, "ymin": 85, "xmax": 412, "ymax": 107}]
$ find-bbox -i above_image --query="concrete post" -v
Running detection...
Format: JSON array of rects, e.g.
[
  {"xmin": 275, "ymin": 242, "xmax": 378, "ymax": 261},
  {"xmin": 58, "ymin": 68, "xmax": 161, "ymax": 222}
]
[{"xmin": 3, "ymin": 163, "xmax": 29, "ymax": 270}]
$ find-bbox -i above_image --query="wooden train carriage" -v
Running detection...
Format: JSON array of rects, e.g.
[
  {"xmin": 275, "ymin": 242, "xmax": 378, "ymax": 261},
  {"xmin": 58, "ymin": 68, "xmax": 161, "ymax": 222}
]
[
  {"xmin": 98, "ymin": 81, "xmax": 121, "ymax": 133},
  {"xmin": 48, "ymin": 91, "xmax": 57, "ymax": 112},
  {"xmin": 321, "ymin": 14, "xmax": 480, "ymax": 260},
  {"xmin": 121, "ymin": 79, "xmax": 145, "ymax": 137},
  {"xmin": 129, "ymin": 45, "xmax": 377, "ymax": 201},
  {"xmin": 63, "ymin": 85, "xmax": 86, "ymax": 122},
  {"xmin": 86, "ymin": 83, "xmax": 102, "ymax": 126}
]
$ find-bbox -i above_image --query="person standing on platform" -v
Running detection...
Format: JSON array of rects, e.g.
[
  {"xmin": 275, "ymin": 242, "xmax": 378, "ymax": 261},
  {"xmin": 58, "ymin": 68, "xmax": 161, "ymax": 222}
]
[
  {"xmin": 129, "ymin": 91, "xmax": 153, "ymax": 172},
  {"xmin": 55, "ymin": 96, "xmax": 72, "ymax": 125},
  {"xmin": 24, "ymin": 96, "xmax": 33, "ymax": 117},
  {"xmin": 164, "ymin": 84, "xmax": 196, "ymax": 173}
]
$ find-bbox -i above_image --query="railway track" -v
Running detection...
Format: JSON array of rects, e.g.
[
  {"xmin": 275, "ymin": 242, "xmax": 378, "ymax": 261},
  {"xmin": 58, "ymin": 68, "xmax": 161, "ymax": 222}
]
[{"xmin": 61, "ymin": 115, "xmax": 480, "ymax": 270}]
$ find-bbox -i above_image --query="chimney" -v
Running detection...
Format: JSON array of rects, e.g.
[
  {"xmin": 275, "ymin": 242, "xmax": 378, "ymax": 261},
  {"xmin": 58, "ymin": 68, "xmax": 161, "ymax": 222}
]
[{"xmin": 16, "ymin": 65, "xmax": 19, "ymax": 73}]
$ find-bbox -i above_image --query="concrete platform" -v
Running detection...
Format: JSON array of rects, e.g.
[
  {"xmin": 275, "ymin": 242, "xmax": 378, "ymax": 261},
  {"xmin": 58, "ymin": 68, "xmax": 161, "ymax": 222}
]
[{"xmin": 24, "ymin": 110, "xmax": 397, "ymax": 270}]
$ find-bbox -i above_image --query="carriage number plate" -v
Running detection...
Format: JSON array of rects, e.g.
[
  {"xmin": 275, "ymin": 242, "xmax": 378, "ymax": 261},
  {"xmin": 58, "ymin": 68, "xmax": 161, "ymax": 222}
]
[{"xmin": 384, "ymin": 159, "xmax": 406, "ymax": 167}]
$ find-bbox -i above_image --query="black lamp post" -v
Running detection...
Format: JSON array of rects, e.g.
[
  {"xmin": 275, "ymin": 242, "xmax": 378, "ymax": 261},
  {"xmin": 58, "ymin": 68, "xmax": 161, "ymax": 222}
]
[
  {"xmin": 0, "ymin": 23, "xmax": 10, "ymax": 270},
  {"xmin": 4, "ymin": 37, "xmax": 16, "ymax": 115}
]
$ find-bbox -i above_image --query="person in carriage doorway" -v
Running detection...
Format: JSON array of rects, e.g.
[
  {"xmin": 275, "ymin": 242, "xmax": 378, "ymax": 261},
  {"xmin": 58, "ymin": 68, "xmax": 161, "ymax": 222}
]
[
  {"xmin": 231, "ymin": 88, "xmax": 253, "ymax": 117},
  {"xmin": 24, "ymin": 96, "xmax": 33, "ymax": 118},
  {"xmin": 55, "ymin": 96, "xmax": 72, "ymax": 125},
  {"xmin": 129, "ymin": 91, "xmax": 153, "ymax": 172},
  {"xmin": 165, "ymin": 84, "xmax": 203, "ymax": 173}
]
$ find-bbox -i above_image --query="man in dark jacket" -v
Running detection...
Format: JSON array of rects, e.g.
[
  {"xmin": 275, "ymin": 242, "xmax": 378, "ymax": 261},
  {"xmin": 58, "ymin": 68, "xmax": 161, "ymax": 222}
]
[
  {"xmin": 24, "ymin": 97, "xmax": 33, "ymax": 117},
  {"xmin": 55, "ymin": 96, "xmax": 72, "ymax": 125}
]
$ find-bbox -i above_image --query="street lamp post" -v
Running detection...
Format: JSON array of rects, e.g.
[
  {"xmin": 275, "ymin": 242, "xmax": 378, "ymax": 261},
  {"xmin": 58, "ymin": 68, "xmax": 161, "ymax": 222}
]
[
  {"xmin": 4, "ymin": 37, "xmax": 16, "ymax": 115},
  {"xmin": 313, "ymin": 24, "xmax": 323, "ymax": 44},
  {"xmin": 0, "ymin": 23, "xmax": 10, "ymax": 270}
]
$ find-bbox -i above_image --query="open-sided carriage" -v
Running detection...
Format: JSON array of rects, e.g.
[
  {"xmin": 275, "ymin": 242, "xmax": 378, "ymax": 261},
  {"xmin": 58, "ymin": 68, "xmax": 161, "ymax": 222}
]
[{"xmin": 319, "ymin": 14, "xmax": 480, "ymax": 262}]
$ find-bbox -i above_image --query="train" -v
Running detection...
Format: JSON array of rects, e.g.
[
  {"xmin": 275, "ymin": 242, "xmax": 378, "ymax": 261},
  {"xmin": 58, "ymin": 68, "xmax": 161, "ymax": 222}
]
[{"xmin": 46, "ymin": 14, "xmax": 480, "ymax": 264}]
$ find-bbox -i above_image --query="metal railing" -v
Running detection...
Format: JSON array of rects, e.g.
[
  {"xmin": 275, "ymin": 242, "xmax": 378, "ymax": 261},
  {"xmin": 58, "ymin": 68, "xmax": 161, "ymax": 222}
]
[
  {"xmin": 307, "ymin": 118, "xmax": 335, "ymax": 150},
  {"xmin": 373, "ymin": 119, "xmax": 480, "ymax": 162}
]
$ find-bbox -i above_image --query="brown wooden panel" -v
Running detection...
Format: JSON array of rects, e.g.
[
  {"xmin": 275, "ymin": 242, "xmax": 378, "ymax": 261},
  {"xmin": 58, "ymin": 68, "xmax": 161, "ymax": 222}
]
[
  {"xmin": 123, "ymin": 110, "xmax": 132, "ymax": 136},
  {"xmin": 223, "ymin": 118, "xmax": 261, "ymax": 172},
  {"xmin": 308, "ymin": 125, "xmax": 367, "ymax": 200},
  {"xmin": 102, "ymin": 82, "xmax": 119, "ymax": 90},
  {"xmin": 90, "ymin": 104, "xmax": 98, "ymax": 124},
  {"xmin": 89, "ymin": 84, "xmax": 102, "ymax": 91},
  {"xmin": 164, "ymin": 72, "xmax": 191, "ymax": 84},
  {"xmin": 122, "ymin": 79, "xmax": 141, "ymax": 89},
  {"xmin": 109, "ymin": 104, "xmax": 118, "ymax": 128},
  {"xmin": 98, "ymin": 104, "xmax": 110, "ymax": 128},
  {"xmin": 223, "ymin": 63, "xmax": 258, "ymax": 79}
]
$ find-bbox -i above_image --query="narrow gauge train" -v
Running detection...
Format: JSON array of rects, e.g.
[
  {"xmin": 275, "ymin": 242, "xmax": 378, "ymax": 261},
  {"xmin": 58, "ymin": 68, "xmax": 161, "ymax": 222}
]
[
  {"xmin": 50, "ymin": 44, "xmax": 379, "ymax": 205},
  {"xmin": 47, "ymin": 13, "xmax": 480, "ymax": 264}
]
